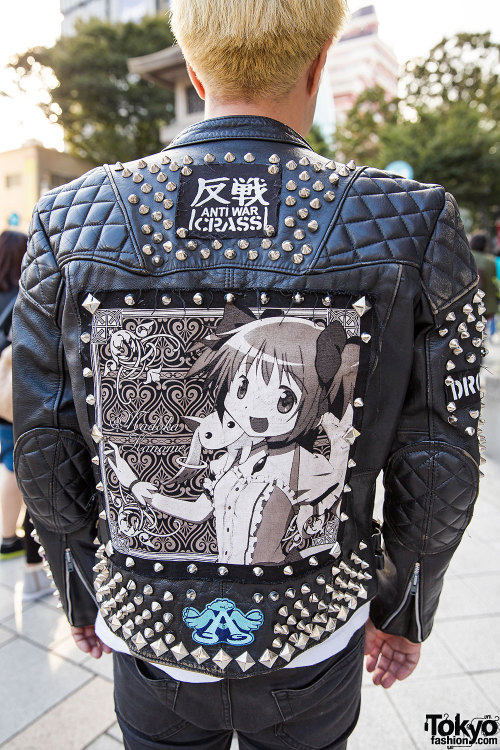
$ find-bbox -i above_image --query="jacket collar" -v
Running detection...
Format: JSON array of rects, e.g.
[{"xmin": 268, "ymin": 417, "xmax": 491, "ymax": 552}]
[{"xmin": 165, "ymin": 115, "xmax": 312, "ymax": 151}]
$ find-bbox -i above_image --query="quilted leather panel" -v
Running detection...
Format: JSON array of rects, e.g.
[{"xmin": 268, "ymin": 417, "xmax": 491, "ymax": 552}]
[
  {"xmin": 384, "ymin": 442, "xmax": 478, "ymax": 554},
  {"xmin": 20, "ymin": 209, "xmax": 61, "ymax": 319},
  {"xmin": 36, "ymin": 168, "xmax": 141, "ymax": 270},
  {"xmin": 14, "ymin": 427, "xmax": 95, "ymax": 533},
  {"xmin": 314, "ymin": 168, "xmax": 444, "ymax": 272},
  {"xmin": 422, "ymin": 193, "xmax": 477, "ymax": 314}
]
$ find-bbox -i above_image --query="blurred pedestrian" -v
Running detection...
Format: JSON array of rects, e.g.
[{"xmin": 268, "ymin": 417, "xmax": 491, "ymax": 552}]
[
  {"xmin": 470, "ymin": 231, "xmax": 498, "ymax": 334},
  {"xmin": 0, "ymin": 230, "xmax": 50, "ymax": 600},
  {"xmin": 12, "ymin": 0, "xmax": 482, "ymax": 747}
]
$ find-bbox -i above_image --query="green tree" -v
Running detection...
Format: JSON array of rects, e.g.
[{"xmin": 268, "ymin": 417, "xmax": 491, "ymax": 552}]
[
  {"xmin": 307, "ymin": 124, "xmax": 334, "ymax": 158},
  {"xmin": 9, "ymin": 16, "xmax": 175, "ymax": 165},
  {"xmin": 334, "ymin": 85, "xmax": 399, "ymax": 165}
]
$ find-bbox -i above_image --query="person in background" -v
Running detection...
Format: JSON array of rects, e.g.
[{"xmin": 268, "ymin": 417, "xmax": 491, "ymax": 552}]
[
  {"xmin": 470, "ymin": 231, "xmax": 498, "ymax": 335},
  {"xmin": 0, "ymin": 230, "xmax": 51, "ymax": 600}
]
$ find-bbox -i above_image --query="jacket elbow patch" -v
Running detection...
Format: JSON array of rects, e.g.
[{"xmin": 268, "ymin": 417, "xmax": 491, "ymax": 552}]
[
  {"xmin": 384, "ymin": 442, "xmax": 478, "ymax": 554},
  {"xmin": 14, "ymin": 428, "xmax": 95, "ymax": 533}
]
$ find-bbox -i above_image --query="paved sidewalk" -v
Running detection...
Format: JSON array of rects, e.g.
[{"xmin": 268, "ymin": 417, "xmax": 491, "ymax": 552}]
[{"xmin": 1, "ymin": 347, "xmax": 499, "ymax": 749}]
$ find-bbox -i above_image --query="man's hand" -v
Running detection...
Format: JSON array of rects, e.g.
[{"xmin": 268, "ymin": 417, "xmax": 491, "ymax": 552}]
[
  {"xmin": 71, "ymin": 625, "xmax": 113, "ymax": 660},
  {"xmin": 364, "ymin": 618, "xmax": 421, "ymax": 688}
]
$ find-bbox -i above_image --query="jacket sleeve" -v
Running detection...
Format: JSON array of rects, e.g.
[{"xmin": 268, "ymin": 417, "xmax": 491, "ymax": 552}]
[
  {"xmin": 370, "ymin": 190, "xmax": 482, "ymax": 642},
  {"xmin": 12, "ymin": 204, "xmax": 98, "ymax": 627}
]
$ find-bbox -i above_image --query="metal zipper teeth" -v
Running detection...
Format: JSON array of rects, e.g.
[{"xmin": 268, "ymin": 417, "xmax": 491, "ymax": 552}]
[
  {"xmin": 65, "ymin": 547, "xmax": 97, "ymax": 603},
  {"xmin": 381, "ymin": 561, "xmax": 421, "ymax": 633},
  {"xmin": 64, "ymin": 548, "xmax": 73, "ymax": 624}
]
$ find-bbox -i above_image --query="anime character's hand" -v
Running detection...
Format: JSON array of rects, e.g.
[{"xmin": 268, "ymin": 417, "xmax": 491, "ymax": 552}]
[{"xmin": 105, "ymin": 441, "xmax": 139, "ymax": 488}]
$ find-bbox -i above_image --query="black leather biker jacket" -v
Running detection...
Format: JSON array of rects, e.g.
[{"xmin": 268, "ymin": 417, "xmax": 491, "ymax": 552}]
[{"xmin": 12, "ymin": 116, "xmax": 481, "ymax": 678}]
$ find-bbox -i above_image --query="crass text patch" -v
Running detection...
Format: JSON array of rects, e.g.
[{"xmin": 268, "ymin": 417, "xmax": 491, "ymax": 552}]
[{"xmin": 176, "ymin": 164, "xmax": 281, "ymax": 239}]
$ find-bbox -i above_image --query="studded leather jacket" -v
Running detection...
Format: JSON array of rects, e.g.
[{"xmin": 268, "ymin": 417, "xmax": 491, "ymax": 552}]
[{"xmin": 12, "ymin": 116, "xmax": 481, "ymax": 678}]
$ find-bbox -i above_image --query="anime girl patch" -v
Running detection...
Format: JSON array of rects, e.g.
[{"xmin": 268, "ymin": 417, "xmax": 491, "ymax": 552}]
[{"xmin": 80, "ymin": 291, "xmax": 372, "ymax": 566}]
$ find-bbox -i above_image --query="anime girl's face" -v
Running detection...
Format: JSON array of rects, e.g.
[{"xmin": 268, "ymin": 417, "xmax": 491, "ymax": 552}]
[{"xmin": 224, "ymin": 354, "xmax": 303, "ymax": 439}]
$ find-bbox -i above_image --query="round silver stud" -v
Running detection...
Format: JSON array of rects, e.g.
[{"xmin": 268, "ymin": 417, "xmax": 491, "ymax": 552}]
[
  {"xmin": 322, "ymin": 296, "xmax": 332, "ymax": 307},
  {"xmin": 225, "ymin": 152, "xmax": 236, "ymax": 162},
  {"xmin": 301, "ymin": 244, "xmax": 313, "ymax": 255},
  {"xmin": 248, "ymin": 250, "xmax": 258, "ymax": 261},
  {"xmin": 238, "ymin": 239, "xmax": 249, "ymax": 250},
  {"xmin": 224, "ymin": 248, "xmax": 236, "ymax": 259},
  {"xmin": 299, "ymin": 188, "xmax": 311, "ymax": 199},
  {"xmin": 187, "ymin": 240, "xmax": 198, "ymax": 250},
  {"xmin": 122, "ymin": 168, "xmax": 132, "ymax": 178},
  {"xmin": 269, "ymin": 591, "xmax": 279, "ymax": 602},
  {"xmin": 284, "ymin": 216, "xmax": 296, "ymax": 228},
  {"xmin": 294, "ymin": 229, "xmax": 306, "ymax": 241},
  {"xmin": 313, "ymin": 181, "xmax": 324, "ymax": 191},
  {"xmin": 163, "ymin": 241, "xmax": 173, "ymax": 252},
  {"xmin": 166, "ymin": 182, "xmax": 177, "ymax": 192},
  {"xmin": 286, "ymin": 160, "xmax": 297, "ymax": 170},
  {"xmin": 137, "ymin": 159, "xmax": 147, "ymax": 169},
  {"xmin": 204, "ymin": 153, "xmax": 215, "ymax": 163},
  {"xmin": 293, "ymin": 293, "xmax": 304, "ymax": 304},
  {"xmin": 149, "ymin": 163, "xmax": 160, "ymax": 174},
  {"xmin": 470, "ymin": 409, "xmax": 480, "ymax": 419},
  {"xmin": 177, "ymin": 227, "xmax": 188, "ymax": 239},
  {"xmin": 310, "ymin": 198, "xmax": 321, "ymax": 210},
  {"xmin": 287, "ymin": 180, "xmax": 297, "ymax": 191},
  {"xmin": 139, "ymin": 205, "xmax": 149, "ymax": 215},
  {"xmin": 269, "ymin": 154, "xmax": 280, "ymax": 164},
  {"xmin": 133, "ymin": 173, "xmax": 143, "ymax": 183},
  {"xmin": 448, "ymin": 415, "xmax": 458, "ymax": 424},
  {"xmin": 153, "ymin": 233, "xmax": 163, "ymax": 244},
  {"xmin": 225, "ymin": 293, "xmax": 235, "ymax": 304},
  {"xmin": 200, "ymin": 248, "xmax": 211, "ymax": 260},
  {"xmin": 244, "ymin": 153, "xmax": 255, "ymax": 162},
  {"xmin": 152, "ymin": 255, "xmax": 163, "ymax": 266},
  {"xmin": 193, "ymin": 293, "xmax": 203, "ymax": 306},
  {"xmin": 253, "ymin": 567, "xmax": 264, "ymax": 577},
  {"xmin": 447, "ymin": 402, "xmax": 457, "ymax": 413},
  {"xmin": 181, "ymin": 166, "xmax": 192, "ymax": 176},
  {"xmin": 124, "ymin": 294, "xmax": 135, "ymax": 306},
  {"xmin": 141, "ymin": 183, "xmax": 152, "ymax": 194},
  {"xmin": 260, "ymin": 293, "xmax": 269, "ymax": 305},
  {"xmin": 329, "ymin": 173, "xmax": 339, "ymax": 185},
  {"xmin": 299, "ymin": 157, "xmax": 310, "ymax": 166},
  {"xmin": 269, "ymin": 250, "xmax": 281, "ymax": 261},
  {"xmin": 466, "ymin": 353, "xmax": 477, "ymax": 363},
  {"xmin": 163, "ymin": 199, "xmax": 174, "ymax": 210},
  {"xmin": 151, "ymin": 211, "xmax": 162, "ymax": 221},
  {"xmin": 86, "ymin": 394, "xmax": 95, "ymax": 405},
  {"xmin": 187, "ymin": 564, "xmax": 198, "ymax": 574},
  {"xmin": 128, "ymin": 194, "xmax": 139, "ymax": 204},
  {"xmin": 264, "ymin": 225, "xmax": 275, "ymax": 237},
  {"xmin": 297, "ymin": 208, "xmax": 309, "ymax": 220},
  {"xmin": 261, "ymin": 238, "xmax": 272, "ymax": 250},
  {"xmin": 175, "ymin": 250, "xmax": 187, "ymax": 261},
  {"xmin": 299, "ymin": 171, "xmax": 310, "ymax": 181},
  {"xmin": 163, "ymin": 219, "xmax": 173, "ymax": 230},
  {"xmin": 141, "ymin": 224, "xmax": 152, "ymax": 235},
  {"xmin": 157, "ymin": 173, "xmax": 167, "ymax": 183},
  {"xmin": 465, "ymin": 426, "xmax": 476, "ymax": 436},
  {"xmin": 212, "ymin": 239, "xmax": 223, "ymax": 250},
  {"xmin": 324, "ymin": 191, "xmax": 335, "ymax": 202},
  {"xmin": 268, "ymin": 165, "xmax": 280, "ymax": 175},
  {"xmin": 282, "ymin": 241, "xmax": 293, "ymax": 252},
  {"xmin": 218, "ymin": 566, "xmax": 228, "ymax": 576},
  {"xmin": 81, "ymin": 333, "xmax": 91, "ymax": 344},
  {"xmin": 142, "ymin": 244, "xmax": 153, "ymax": 255},
  {"xmin": 169, "ymin": 162, "xmax": 180, "ymax": 171},
  {"xmin": 285, "ymin": 196, "xmax": 297, "ymax": 206},
  {"xmin": 253, "ymin": 593, "xmax": 263, "ymax": 604},
  {"xmin": 186, "ymin": 590, "xmax": 196, "ymax": 600},
  {"xmin": 308, "ymin": 220, "xmax": 319, "ymax": 232},
  {"xmin": 162, "ymin": 295, "xmax": 171, "ymax": 306},
  {"xmin": 293, "ymin": 254, "xmax": 303, "ymax": 265}
]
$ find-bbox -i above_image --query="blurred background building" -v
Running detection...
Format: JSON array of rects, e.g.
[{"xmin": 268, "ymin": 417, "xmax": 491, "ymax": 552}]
[{"xmin": 60, "ymin": 0, "xmax": 169, "ymax": 35}]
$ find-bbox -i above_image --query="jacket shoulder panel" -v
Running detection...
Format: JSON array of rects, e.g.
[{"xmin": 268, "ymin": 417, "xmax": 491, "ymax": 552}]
[
  {"xmin": 316, "ymin": 167, "xmax": 444, "ymax": 270},
  {"xmin": 421, "ymin": 191, "xmax": 477, "ymax": 313},
  {"xmin": 37, "ymin": 166, "xmax": 141, "ymax": 269}
]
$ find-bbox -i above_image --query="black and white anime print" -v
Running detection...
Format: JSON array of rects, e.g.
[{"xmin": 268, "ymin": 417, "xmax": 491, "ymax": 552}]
[{"xmin": 87, "ymin": 295, "xmax": 364, "ymax": 565}]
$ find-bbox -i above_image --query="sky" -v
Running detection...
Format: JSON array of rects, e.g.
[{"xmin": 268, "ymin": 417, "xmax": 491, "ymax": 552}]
[{"xmin": 0, "ymin": 0, "xmax": 499, "ymax": 152}]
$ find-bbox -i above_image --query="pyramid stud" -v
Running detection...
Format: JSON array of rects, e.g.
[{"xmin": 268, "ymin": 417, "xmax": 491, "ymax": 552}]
[
  {"xmin": 171, "ymin": 642, "xmax": 189, "ymax": 662},
  {"xmin": 86, "ymin": 394, "xmax": 95, "ymax": 406},
  {"xmin": 213, "ymin": 649, "xmax": 232, "ymax": 670},
  {"xmin": 191, "ymin": 646, "xmax": 210, "ymax": 664},
  {"xmin": 91, "ymin": 425, "xmax": 103, "ymax": 443},
  {"xmin": 285, "ymin": 588, "xmax": 295, "ymax": 598},
  {"xmin": 225, "ymin": 152, "xmax": 236, "ymax": 162},
  {"xmin": 352, "ymin": 297, "xmax": 372, "ymax": 317},
  {"xmin": 143, "ymin": 585, "xmax": 153, "ymax": 595},
  {"xmin": 131, "ymin": 632, "xmax": 147, "ymax": 650},
  {"xmin": 259, "ymin": 649, "xmax": 278, "ymax": 668},
  {"xmin": 269, "ymin": 154, "xmax": 280, "ymax": 164},
  {"xmin": 244, "ymin": 153, "xmax": 255, "ymax": 162},
  {"xmin": 337, "ymin": 164, "xmax": 349, "ymax": 177},
  {"xmin": 150, "ymin": 638, "xmax": 168, "ymax": 657},
  {"xmin": 235, "ymin": 651, "xmax": 255, "ymax": 672},
  {"xmin": 81, "ymin": 332, "xmax": 91, "ymax": 344},
  {"xmin": 302, "ymin": 244, "xmax": 313, "ymax": 255},
  {"xmin": 253, "ymin": 593, "xmax": 263, "ymax": 604},
  {"xmin": 354, "ymin": 398, "xmax": 364, "ymax": 408},
  {"xmin": 308, "ymin": 220, "xmax": 319, "ymax": 232},
  {"xmin": 82, "ymin": 294, "xmax": 101, "ymax": 315},
  {"xmin": 279, "ymin": 643, "xmax": 296, "ymax": 662},
  {"xmin": 361, "ymin": 333, "xmax": 371, "ymax": 343},
  {"xmin": 285, "ymin": 196, "xmax": 297, "ymax": 207},
  {"xmin": 343, "ymin": 426, "xmax": 360, "ymax": 445},
  {"xmin": 125, "ymin": 557, "xmax": 135, "ymax": 568},
  {"xmin": 313, "ymin": 181, "xmax": 324, "ymax": 191},
  {"xmin": 204, "ymin": 153, "xmax": 215, "ymax": 163},
  {"xmin": 301, "ymin": 584, "xmax": 311, "ymax": 594},
  {"xmin": 164, "ymin": 633, "xmax": 175, "ymax": 645},
  {"xmin": 359, "ymin": 541, "xmax": 367, "ymax": 550},
  {"xmin": 137, "ymin": 159, "xmax": 147, "ymax": 169},
  {"xmin": 446, "ymin": 361, "xmax": 456, "ymax": 371},
  {"xmin": 96, "ymin": 482, "xmax": 104, "ymax": 492},
  {"xmin": 163, "ymin": 612, "xmax": 173, "ymax": 625},
  {"xmin": 286, "ymin": 160, "xmax": 297, "ymax": 170},
  {"xmin": 154, "ymin": 563, "xmax": 164, "ymax": 572},
  {"xmin": 324, "ymin": 191, "xmax": 335, "ymax": 202},
  {"xmin": 122, "ymin": 168, "xmax": 132, "ymax": 178},
  {"xmin": 308, "ymin": 556, "xmax": 318, "ymax": 566}
]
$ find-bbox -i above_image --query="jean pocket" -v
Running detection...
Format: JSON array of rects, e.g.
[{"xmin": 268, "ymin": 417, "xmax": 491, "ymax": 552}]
[
  {"xmin": 272, "ymin": 630, "xmax": 365, "ymax": 750},
  {"xmin": 114, "ymin": 653, "xmax": 188, "ymax": 741}
]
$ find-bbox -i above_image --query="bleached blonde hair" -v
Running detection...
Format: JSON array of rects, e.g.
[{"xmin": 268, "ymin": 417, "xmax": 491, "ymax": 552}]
[{"xmin": 169, "ymin": 0, "xmax": 348, "ymax": 100}]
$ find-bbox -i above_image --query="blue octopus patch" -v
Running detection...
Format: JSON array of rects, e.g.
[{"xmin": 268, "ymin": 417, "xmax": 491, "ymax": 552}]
[{"xmin": 182, "ymin": 597, "xmax": 264, "ymax": 646}]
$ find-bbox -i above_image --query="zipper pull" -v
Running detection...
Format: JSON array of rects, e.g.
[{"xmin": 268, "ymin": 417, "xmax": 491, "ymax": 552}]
[
  {"xmin": 409, "ymin": 563, "xmax": 420, "ymax": 595},
  {"xmin": 65, "ymin": 548, "xmax": 74, "ymax": 572}
]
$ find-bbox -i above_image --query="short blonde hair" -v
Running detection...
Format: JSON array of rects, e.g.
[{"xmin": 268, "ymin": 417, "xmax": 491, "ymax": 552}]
[{"xmin": 169, "ymin": 0, "xmax": 348, "ymax": 100}]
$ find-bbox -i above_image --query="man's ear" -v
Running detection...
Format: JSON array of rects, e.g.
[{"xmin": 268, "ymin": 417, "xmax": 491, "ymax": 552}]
[
  {"xmin": 186, "ymin": 61, "xmax": 206, "ymax": 101},
  {"xmin": 307, "ymin": 38, "xmax": 333, "ymax": 97}
]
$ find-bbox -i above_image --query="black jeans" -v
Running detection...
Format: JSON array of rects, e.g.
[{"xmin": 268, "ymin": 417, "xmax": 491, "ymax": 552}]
[{"xmin": 113, "ymin": 628, "xmax": 365, "ymax": 750}]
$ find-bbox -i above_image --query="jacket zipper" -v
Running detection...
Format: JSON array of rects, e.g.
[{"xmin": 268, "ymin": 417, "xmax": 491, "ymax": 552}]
[
  {"xmin": 381, "ymin": 562, "xmax": 422, "ymax": 640},
  {"xmin": 64, "ymin": 548, "xmax": 74, "ymax": 624}
]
